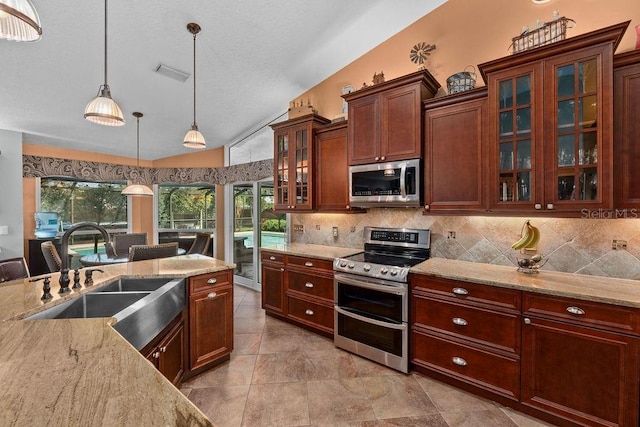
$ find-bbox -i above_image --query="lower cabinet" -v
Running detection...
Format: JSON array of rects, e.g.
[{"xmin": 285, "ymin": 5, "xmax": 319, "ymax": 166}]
[
  {"xmin": 187, "ymin": 270, "xmax": 234, "ymax": 374},
  {"xmin": 261, "ymin": 250, "xmax": 334, "ymax": 336},
  {"xmin": 142, "ymin": 311, "xmax": 185, "ymax": 387},
  {"xmin": 410, "ymin": 273, "xmax": 640, "ymax": 427}
]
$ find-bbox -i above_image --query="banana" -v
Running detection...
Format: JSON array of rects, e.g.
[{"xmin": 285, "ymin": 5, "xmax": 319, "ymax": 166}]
[
  {"xmin": 525, "ymin": 224, "xmax": 540, "ymax": 250},
  {"xmin": 511, "ymin": 221, "xmax": 541, "ymax": 251}
]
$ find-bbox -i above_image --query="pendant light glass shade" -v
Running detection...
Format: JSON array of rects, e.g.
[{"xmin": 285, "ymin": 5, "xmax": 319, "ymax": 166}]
[
  {"xmin": 183, "ymin": 23, "xmax": 206, "ymax": 149},
  {"xmin": 0, "ymin": 0, "xmax": 42, "ymax": 42},
  {"xmin": 84, "ymin": 0, "xmax": 124, "ymax": 127},
  {"xmin": 122, "ymin": 112, "xmax": 153, "ymax": 197}
]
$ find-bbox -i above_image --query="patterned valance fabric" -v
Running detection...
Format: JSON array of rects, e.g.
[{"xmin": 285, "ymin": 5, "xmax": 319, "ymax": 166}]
[{"xmin": 22, "ymin": 156, "xmax": 273, "ymax": 185}]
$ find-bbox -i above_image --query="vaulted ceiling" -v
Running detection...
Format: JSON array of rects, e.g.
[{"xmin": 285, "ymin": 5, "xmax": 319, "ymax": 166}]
[{"xmin": 0, "ymin": 0, "xmax": 447, "ymax": 160}]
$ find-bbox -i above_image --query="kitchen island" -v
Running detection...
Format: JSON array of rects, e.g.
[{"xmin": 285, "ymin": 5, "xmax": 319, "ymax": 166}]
[{"xmin": 0, "ymin": 254, "xmax": 234, "ymax": 426}]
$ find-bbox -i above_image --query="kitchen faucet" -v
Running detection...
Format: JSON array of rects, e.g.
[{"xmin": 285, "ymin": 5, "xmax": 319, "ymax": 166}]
[{"xmin": 59, "ymin": 222, "xmax": 111, "ymax": 291}]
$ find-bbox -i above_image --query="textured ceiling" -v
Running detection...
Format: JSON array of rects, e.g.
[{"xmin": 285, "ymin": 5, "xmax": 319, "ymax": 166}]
[{"xmin": 0, "ymin": 0, "xmax": 446, "ymax": 160}]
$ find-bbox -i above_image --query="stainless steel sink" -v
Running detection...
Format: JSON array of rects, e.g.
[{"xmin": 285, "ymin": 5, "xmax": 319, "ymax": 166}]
[{"xmin": 26, "ymin": 277, "xmax": 186, "ymax": 351}]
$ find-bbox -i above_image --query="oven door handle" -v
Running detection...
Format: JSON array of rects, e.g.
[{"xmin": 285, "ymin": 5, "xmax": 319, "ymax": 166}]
[
  {"xmin": 400, "ymin": 162, "xmax": 407, "ymax": 198},
  {"xmin": 334, "ymin": 274, "xmax": 406, "ymax": 296},
  {"xmin": 334, "ymin": 306, "xmax": 407, "ymax": 330}
]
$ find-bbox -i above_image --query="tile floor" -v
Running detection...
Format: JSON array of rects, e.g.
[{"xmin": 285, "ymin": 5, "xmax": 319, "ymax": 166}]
[{"xmin": 180, "ymin": 285, "xmax": 554, "ymax": 427}]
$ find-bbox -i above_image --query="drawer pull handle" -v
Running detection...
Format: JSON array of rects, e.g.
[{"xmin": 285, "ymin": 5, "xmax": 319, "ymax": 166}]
[
  {"xmin": 305, "ymin": 309, "xmax": 314, "ymax": 316},
  {"xmin": 452, "ymin": 317, "xmax": 468, "ymax": 326},
  {"xmin": 160, "ymin": 346, "xmax": 167, "ymax": 353},
  {"xmin": 304, "ymin": 261, "xmax": 314, "ymax": 267},
  {"xmin": 566, "ymin": 306, "xmax": 585, "ymax": 315},
  {"xmin": 305, "ymin": 282, "xmax": 314, "ymax": 288},
  {"xmin": 207, "ymin": 292, "xmax": 217, "ymax": 299},
  {"xmin": 452, "ymin": 287, "xmax": 468, "ymax": 296},
  {"xmin": 452, "ymin": 357, "xmax": 467, "ymax": 367},
  {"xmin": 207, "ymin": 278, "xmax": 217, "ymax": 284},
  {"xmin": 280, "ymin": 268, "xmax": 285, "ymax": 272},
  {"xmin": 524, "ymin": 318, "xmax": 531, "ymax": 325},
  {"xmin": 269, "ymin": 256, "xmax": 276, "ymax": 261},
  {"xmin": 152, "ymin": 352, "xmax": 160, "ymax": 359}
]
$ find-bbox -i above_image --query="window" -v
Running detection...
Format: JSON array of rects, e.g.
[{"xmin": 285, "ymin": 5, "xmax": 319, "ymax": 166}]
[{"xmin": 158, "ymin": 183, "xmax": 216, "ymax": 234}]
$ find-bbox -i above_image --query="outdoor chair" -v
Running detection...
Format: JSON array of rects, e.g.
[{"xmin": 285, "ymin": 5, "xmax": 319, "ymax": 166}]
[
  {"xmin": 0, "ymin": 257, "xmax": 30, "ymax": 282},
  {"xmin": 186, "ymin": 233, "xmax": 211, "ymax": 255},
  {"xmin": 128, "ymin": 242, "xmax": 179, "ymax": 262}
]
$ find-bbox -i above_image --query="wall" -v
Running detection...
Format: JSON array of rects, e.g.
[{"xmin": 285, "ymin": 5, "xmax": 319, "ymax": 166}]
[
  {"xmin": 0, "ymin": 130, "xmax": 24, "ymax": 260},
  {"xmin": 291, "ymin": 211, "xmax": 640, "ymax": 280},
  {"xmin": 296, "ymin": 0, "xmax": 640, "ymax": 120}
]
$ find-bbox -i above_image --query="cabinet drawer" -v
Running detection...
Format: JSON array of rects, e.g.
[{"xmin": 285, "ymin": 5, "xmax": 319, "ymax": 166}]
[
  {"xmin": 287, "ymin": 255, "xmax": 333, "ymax": 272},
  {"xmin": 413, "ymin": 295, "xmax": 520, "ymax": 354},
  {"xmin": 288, "ymin": 270, "xmax": 333, "ymax": 300},
  {"xmin": 261, "ymin": 251, "xmax": 284, "ymax": 264},
  {"xmin": 189, "ymin": 270, "xmax": 231, "ymax": 295},
  {"xmin": 523, "ymin": 292, "xmax": 640, "ymax": 335},
  {"xmin": 412, "ymin": 330, "xmax": 520, "ymax": 400},
  {"xmin": 411, "ymin": 275, "xmax": 520, "ymax": 311},
  {"xmin": 287, "ymin": 296, "xmax": 333, "ymax": 332}
]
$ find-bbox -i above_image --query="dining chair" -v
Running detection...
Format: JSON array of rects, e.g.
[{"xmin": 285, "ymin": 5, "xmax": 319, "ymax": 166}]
[
  {"xmin": 0, "ymin": 257, "xmax": 30, "ymax": 282},
  {"xmin": 186, "ymin": 233, "xmax": 211, "ymax": 255},
  {"xmin": 113, "ymin": 233, "xmax": 147, "ymax": 257},
  {"xmin": 40, "ymin": 241, "xmax": 62, "ymax": 273},
  {"xmin": 128, "ymin": 242, "xmax": 179, "ymax": 262}
]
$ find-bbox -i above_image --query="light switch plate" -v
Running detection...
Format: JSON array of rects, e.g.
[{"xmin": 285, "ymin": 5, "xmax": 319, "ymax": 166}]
[{"xmin": 0, "ymin": 226, "xmax": 8, "ymax": 235}]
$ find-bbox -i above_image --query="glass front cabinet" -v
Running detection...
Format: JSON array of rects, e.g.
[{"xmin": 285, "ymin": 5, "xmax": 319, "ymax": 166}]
[
  {"xmin": 271, "ymin": 114, "xmax": 330, "ymax": 211},
  {"xmin": 480, "ymin": 23, "xmax": 626, "ymax": 214}
]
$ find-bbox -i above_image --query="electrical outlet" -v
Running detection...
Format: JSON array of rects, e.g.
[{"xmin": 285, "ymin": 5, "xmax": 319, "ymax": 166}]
[
  {"xmin": 0, "ymin": 225, "xmax": 8, "ymax": 235},
  {"xmin": 612, "ymin": 239, "xmax": 627, "ymax": 250},
  {"xmin": 332, "ymin": 226, "xmax": 339, "ymax": 237},
  {"xmin": 350, "ymin": 226, "xmax": 356, "ymax": 233},
  {"xmin": 315, "ymin": 224, "xmax": 321, "ymax": 230},
  {"xmin": 293, "ymin": 224, "xmax": 304, "ymax": 232},
  {"xmin": 447, "ymin": 231, "xmax": 456, "ymax": 239}
]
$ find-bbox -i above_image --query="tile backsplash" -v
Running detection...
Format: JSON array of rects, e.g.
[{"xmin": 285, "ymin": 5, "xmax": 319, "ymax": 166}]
[{"xmin": 290, "ymin": 209, "xmax": 640, "ymax": 280}]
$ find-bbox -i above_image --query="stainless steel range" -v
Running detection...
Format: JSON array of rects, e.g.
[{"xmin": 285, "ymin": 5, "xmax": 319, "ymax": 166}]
[{"xmin": 334, "ymin": 226, "xmax": 430, "ymax": 373}]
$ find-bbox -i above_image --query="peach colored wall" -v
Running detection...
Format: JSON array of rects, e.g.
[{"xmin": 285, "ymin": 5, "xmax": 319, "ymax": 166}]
[{"xmin": 297, "ymin": 0, "xmax": 640, "ymax": 121}]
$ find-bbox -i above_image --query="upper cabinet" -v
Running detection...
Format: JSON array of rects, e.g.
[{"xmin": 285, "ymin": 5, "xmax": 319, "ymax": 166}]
[
  {"xmin": 271, "ymin": 114, "xmax": 331, "ymax": 212},
  {"xmin": 613, "ymin": 50, "xmax": 640, "ymax": 211},
  {"xmin": 343, "ymin": 70, "xmax": 440, "ymax": 165},
  {"xmin": 479, "ymin": 21, "xmax": 628, "ymax": 215}
]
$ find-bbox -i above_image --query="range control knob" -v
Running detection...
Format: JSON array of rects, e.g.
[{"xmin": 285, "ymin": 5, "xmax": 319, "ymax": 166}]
[
  {"xmin": 340, "ymin": 261, "xmax": 347, "ymax": 268},
  {"xmin": 380, "ymin": 267, "xmax": 389, "ymax": 275},
  {"xmin": 348, "ymin": 262, "xmax": 355, "ymax": 269},
  {"xmin": 363, "ymin": 264, "xmax": 371, "ymax": 272},
  {"xmin": 390, "ymin": 269, "xmax": 398, "ymax": 276}
]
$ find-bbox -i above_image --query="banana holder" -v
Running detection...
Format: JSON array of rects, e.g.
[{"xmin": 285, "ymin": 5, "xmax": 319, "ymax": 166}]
[{"xmin": 510, "ymin": 220, "xmax": 547, "ymax": 274}]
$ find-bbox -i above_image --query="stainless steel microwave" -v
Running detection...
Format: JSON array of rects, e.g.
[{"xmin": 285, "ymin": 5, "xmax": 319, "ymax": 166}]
[{"xmin": 349, "ymin": 158, "xmax": 421, "ymax": 208}]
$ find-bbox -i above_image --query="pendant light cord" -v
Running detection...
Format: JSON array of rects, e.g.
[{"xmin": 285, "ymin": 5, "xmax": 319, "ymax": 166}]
[
  {"xmin": 192, "ymin": 30, "xmax": 197, "ymax": 126},
  {"xmin": 104, "ymin": 0, "xmax": 109, "ymax": 87},
  {"xmin": 136, "ymin": 115, "xmax": 140, "ymax": 167}
]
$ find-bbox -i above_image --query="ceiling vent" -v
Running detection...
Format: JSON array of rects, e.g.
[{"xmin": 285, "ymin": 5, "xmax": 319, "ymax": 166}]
[{"xmin": 154, "ymin": 63, "xmax": 190, "ymax": 82}]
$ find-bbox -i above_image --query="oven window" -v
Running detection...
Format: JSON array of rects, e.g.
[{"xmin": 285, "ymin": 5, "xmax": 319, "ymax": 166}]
[
  {"xmin": 337, "ymin": 314, "xmax": 403, "ymax": 356},
  {"xmin": 336, "ymin": 282, "xmax": 404, "ymax": 323}
]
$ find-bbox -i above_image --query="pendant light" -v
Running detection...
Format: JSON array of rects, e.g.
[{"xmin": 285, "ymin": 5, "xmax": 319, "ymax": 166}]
[
  {"xmin": 122, "ymin": 112, "xmax": 153, "ymax": 197},
  {"xmin": 183, "ymin": 22, "xmax": 206, "ymax": 149},
  {"xmin": 0, "ymin": 0, "xmax": 42, "ymax": 42},
  {"xmin": 84, "ymin": 0, "xmax": 124, "ymax": 127}
]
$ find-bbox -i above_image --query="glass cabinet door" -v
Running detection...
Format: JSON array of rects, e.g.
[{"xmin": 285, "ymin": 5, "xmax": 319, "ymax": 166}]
[
  {"xmin": 274, "ymin": 130, "xmax": 289, "ymax": 209},
  {"xmin": 552, "ymin": 58, "xmax": 600, "ymax": 203},
  {"xmin": 293, "ymin": 126, "xmax": 310, "ymax": 208},
  {"xmin": 497, "ymin": 73, "xmax": 534, "ymax": 204}
]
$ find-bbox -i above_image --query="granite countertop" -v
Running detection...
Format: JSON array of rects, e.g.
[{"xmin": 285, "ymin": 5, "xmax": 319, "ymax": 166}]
[
  {"xmin": 411, "ymin": 257, "xmax": 640, "ymax": 308},
  {"xmin": 0, "ymin": 254, "xmax": 234, "ymax": 426},
  {"xmin": 261, "ymin": 243, "xmax": 361, "ymax": 261}
]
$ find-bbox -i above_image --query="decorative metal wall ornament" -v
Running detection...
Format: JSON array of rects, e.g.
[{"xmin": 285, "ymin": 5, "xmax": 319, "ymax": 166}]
[{"xmin": 409, "ymin": 42, "xmax": 436, "ymax": 70}]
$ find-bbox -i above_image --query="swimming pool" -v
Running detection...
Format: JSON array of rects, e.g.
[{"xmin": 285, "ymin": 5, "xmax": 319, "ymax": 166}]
[{"xmin": 235, "ymin": 231, "xmax": 285, "ymax": 248}]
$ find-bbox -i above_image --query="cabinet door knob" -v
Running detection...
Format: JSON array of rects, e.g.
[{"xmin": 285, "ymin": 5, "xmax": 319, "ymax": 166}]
[
  {"xmin": 207, "ymin": 278, "xmax": 217, "ymax": 284},
  {"xmin": 346, "ymin": 205, "xmax": 350, "ymax": 209},
  {"xmin": 153, "ymin": 352, "xmax": 160, "ymax": 359},
  {"xmin": 424, "ymin": 204, "xmax": 430, "ymax": 210},
  {"xmin": 452, "ymin": 287, "xmax": 469, "ymax": 296},
  {"xmin": 160, "ymin": 346, "xmax": 167, "ymax": 353},
  {"xmin": 269, "ymin": 256, "xmax": 276, "ymax": 261},
  {"xmin": 524, "ymin": 318, "xmax": 531, "ymax": 324},
  {"xmin": 305, "ymin": 309, "xmax": 314, "ymax": 316},
  {"xmin": 280, "ymin": 268, "xmax": 285, "ymax": 272},
  {"xmin": 534, "ymin": 203, "xmax": 542, "ymax": 210},
  {"xmin": 566, "ymin": 306, "xmax": 585, "ymax": 315},
  {"xmin": 305, "ymin": 282, "xmax": 314, "ymax": 288},
  {"xmin": 452, "ymin": 356, "xmax": 467, "ymax": 366},
  {"xmin": 304, "ymin": 261, "xmax": 314, "ymax": 267},
  {"xmin": 452, "ymin": 317, "xmax": 468, "ymax": 326},
  {"xmin": 207, "ymin": 292, "xmax": 217, "ymax": 299},
  {"xmin": 380, "ymin": 156, "xmax": 386, "ymax": 161},
  {"xmin": 375, "ymin": 156, "xmax": 380, "ymax": 161},
  {"xmin": 546, "ymin": 203, "xmax": 554, "ymax": 210}
]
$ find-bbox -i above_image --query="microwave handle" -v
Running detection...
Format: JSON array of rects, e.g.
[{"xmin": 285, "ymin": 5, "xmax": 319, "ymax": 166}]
[{"xmin": 400, "ymin": 162, "xmax": 407, "ymax": 197}]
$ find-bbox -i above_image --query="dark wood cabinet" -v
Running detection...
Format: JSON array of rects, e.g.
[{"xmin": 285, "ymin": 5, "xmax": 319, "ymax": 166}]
[
  {"xmin": 271, "ymin": 114, "xmax": 330, "ymax": 212},
  {"xmin": 261, "ymin": 251, "xmax": 286, "ymax": 315},
  {"xmin": 142, "ymin": 312, "xmax": 185, "ymax": 387},
  {"xmin": 423, "ymin": 88, "xmax": 488, "ymax": 213},
  {"xmin": 614, "ymin": 50, "xmax": 640, "ymax": 211},
  {"xmin": 343, "ymin": 70, "xmax": 440, "ymax": 165},
  {"xmin": 410, "ymin": 274, "xmax": 521, "ymax": 401},
  {"xmin": 521, "ymin": 292, "xmax": 640, "ymax": 427},
  {"xmin": 261, "ymin": 250, "xmax": 334, "ymax": 336},
  {"xmin": 479, "ymin": 22, "xmax": 627, "ymax": 215},
  {"xmin": 187, "ymin": 270, "xmax": 233, "ymax": 374}
]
